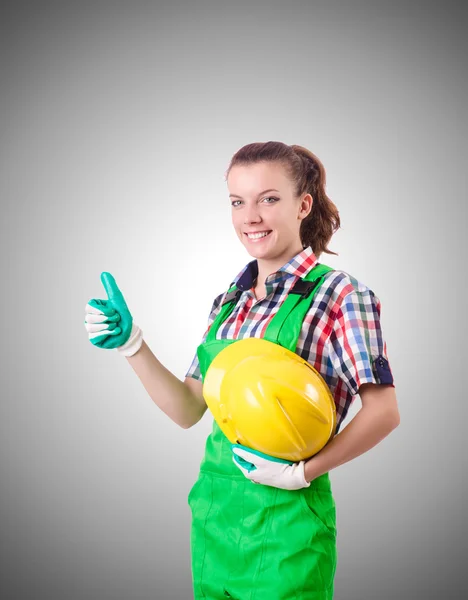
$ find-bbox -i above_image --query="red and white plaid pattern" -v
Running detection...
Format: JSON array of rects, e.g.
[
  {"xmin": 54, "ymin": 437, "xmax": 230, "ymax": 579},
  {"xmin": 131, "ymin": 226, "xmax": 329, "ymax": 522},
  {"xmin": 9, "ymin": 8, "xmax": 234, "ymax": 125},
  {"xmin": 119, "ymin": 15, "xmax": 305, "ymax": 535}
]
[{"xmin": 185, "ymin": 246, "xmax": 395, "ymax": 433}]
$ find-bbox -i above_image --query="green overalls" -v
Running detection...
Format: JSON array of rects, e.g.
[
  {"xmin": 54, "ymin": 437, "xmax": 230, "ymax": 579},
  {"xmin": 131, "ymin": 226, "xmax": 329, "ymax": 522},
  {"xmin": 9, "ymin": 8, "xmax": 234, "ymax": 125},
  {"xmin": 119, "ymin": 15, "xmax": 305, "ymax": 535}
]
[{"xmin": 188, "ymin": 264, "xmax": 338, "ymax": 600}]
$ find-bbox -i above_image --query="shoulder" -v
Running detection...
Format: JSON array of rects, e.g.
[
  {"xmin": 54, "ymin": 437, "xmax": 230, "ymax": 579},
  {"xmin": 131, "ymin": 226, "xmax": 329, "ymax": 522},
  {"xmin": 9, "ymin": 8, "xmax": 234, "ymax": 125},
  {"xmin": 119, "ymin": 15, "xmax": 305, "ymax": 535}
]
[
  {"xmin": 206, "ymin": 273, "xmax": 240, "ymax": 313},
  {"xmin": 212, "ymin": 290, "xmax": 226, "ymax": 310},
  {"xmin": 315, "ymin": 269, "xmax": 382, "ymax": 323},
  {"xmin": 320, "ymin": 268, "xmax": 378, "ymax": 303},
  {"xmin": 206, "ymin": 284, "xmax": 233, "ymax": 321}
]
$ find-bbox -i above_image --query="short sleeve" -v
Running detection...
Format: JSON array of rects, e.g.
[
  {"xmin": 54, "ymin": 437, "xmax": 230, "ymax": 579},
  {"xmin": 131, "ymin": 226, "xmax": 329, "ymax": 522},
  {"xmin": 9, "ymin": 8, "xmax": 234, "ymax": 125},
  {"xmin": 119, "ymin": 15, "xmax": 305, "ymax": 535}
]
[
  {"xmin": 326, "ymin": 289, "xmax": 395, "ymax": 396},
  {"xmin": 185, "ymin": 291, "xmax": 225, "ymax": 381}
]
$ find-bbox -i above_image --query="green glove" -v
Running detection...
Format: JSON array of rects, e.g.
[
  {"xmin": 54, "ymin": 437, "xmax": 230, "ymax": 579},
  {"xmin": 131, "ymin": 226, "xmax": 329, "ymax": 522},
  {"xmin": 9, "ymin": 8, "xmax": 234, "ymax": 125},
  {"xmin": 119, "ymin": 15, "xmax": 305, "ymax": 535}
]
[{"xmin": 84, "ymin": 272, "xmax": 143, "ymax": 356}]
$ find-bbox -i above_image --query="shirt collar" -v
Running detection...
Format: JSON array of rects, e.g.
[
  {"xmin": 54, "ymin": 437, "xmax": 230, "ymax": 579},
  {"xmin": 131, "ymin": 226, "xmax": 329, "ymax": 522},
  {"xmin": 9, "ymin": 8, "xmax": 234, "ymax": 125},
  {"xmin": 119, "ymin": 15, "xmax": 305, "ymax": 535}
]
[{"xmin": 233, "ymin": 245, "xmax": 320, "ymax": 291}]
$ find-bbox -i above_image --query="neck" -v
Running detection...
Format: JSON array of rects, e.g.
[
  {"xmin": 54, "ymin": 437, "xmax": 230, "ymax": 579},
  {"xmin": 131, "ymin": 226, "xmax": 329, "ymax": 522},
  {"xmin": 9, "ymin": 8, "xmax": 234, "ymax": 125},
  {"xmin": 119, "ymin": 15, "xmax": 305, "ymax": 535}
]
[{"xmin": 255, "ymin": 242, "xmax": 305, "ymax": 286}]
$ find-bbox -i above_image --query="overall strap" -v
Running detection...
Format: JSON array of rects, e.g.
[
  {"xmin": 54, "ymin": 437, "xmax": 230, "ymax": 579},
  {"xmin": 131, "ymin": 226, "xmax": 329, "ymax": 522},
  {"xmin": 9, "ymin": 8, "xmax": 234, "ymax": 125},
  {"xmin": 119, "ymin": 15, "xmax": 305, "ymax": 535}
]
[
  {"xmin": 264, "ymin": 263, "xmax": 334, "ymax": 352},
  {"xmin": 205, "ymin": 283, "xmax": 240, "ymax": 343},
  {"xmin": 205, "ymin": 263, "xmax": 334, "ymax": 349}
]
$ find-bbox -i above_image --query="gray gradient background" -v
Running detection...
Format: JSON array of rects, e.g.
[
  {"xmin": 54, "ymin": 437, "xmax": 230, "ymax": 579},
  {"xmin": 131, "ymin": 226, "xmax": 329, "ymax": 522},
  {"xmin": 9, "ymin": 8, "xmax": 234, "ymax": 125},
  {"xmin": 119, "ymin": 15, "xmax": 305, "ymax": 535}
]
[{"xmin": 1, "ymin": 1, "xmax": 466, "ymax": 598}]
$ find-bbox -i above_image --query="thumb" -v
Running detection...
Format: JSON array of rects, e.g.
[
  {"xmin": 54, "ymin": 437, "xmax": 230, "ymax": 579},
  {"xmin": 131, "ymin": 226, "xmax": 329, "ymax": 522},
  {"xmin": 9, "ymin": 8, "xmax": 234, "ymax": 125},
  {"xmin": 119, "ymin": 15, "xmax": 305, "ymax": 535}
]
[
  {"xmin": 231, "ymin": 446, "xmax": 259, "ymax": 464},
  {"xmin": 101, "ymin": 272, "xmax": 124, "ymax": 302}
]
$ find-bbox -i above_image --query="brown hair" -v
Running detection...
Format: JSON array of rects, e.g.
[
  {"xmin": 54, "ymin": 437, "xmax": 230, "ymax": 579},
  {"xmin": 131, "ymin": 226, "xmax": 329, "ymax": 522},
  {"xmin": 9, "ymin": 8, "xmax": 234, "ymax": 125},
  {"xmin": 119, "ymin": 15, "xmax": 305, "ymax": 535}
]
[{"xmin": 225, "ymin": 141, "xmax": 341, "ymax": 257}]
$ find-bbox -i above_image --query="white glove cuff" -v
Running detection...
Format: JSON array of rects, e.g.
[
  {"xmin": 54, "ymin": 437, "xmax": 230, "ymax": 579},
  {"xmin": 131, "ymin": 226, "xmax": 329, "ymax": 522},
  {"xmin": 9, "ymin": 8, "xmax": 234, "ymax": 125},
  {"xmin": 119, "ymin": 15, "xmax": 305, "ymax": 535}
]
[{"xmin": 116, "ymin": 323, "xmax": 143, "ymax": 357}]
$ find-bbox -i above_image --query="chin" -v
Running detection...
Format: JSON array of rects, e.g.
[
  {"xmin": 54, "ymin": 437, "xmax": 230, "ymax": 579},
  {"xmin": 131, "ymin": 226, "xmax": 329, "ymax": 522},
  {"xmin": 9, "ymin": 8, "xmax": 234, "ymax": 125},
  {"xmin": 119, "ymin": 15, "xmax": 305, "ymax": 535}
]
[{"xmin": 245, "ymin": 247, "xmax": 276, "ymax": 260}]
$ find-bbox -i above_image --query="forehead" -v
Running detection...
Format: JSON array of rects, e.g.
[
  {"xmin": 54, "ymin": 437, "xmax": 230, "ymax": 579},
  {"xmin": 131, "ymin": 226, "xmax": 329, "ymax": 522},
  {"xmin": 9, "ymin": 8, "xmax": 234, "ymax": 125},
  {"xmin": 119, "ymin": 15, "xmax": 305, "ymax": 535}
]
[{"xmin": 227, "ymin": 162, "xmax": 291, "ymax": 193}]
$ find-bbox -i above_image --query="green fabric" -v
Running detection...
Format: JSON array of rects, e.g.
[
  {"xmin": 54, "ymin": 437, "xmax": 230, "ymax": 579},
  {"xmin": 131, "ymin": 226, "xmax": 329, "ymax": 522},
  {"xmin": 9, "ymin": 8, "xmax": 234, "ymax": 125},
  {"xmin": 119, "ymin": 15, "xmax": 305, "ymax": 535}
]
[
  {"xmin": 188, "ymin": 264, "xmax": 338, "ymax": 599},
  {"xmin": 264, "ymin": 263, "xmax": 334, "ymax": 352},
  {"xmin": 198, "ymin": 263, "xmax": 334, "ymax": 372}
]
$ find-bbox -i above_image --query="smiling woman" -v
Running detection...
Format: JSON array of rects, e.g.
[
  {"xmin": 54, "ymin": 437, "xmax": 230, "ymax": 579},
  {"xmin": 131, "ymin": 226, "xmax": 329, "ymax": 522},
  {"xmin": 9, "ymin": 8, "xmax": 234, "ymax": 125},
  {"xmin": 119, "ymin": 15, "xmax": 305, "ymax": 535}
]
[
  {"xmin": 181, "ymin": 141, "xmax": 398, "ymax": 599},
  {"xmin": 85, "ymin": 140, "xmax": 399, "ymax": 600}
]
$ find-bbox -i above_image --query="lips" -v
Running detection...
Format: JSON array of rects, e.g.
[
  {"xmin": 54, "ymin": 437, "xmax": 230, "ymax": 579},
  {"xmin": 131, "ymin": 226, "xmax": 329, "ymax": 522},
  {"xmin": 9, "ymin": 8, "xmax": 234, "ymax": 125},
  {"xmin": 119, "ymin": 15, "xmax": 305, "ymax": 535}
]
[
  {"xmin": 244, "ymin": 230, "xmax": 272, "ymax": 235},
  {"xmin": 244, "ymin": 230, "xmax": 272, "ymax": 241}
]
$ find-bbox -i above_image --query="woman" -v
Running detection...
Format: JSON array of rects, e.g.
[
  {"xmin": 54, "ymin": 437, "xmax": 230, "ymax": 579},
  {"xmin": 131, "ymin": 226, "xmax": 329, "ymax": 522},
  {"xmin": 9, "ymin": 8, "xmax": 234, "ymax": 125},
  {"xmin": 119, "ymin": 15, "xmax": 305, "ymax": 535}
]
[{"xmin": 84, "ymin": 141, "xmax": 400, "ymax": 600}]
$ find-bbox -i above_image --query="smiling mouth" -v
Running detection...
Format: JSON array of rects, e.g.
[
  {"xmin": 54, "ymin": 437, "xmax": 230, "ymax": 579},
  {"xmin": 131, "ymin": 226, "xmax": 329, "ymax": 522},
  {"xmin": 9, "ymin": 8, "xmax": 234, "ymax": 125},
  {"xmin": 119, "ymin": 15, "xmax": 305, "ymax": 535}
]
[{"xmin": 244, "ymin": 230, "xmax": 272, "ymax": 240}]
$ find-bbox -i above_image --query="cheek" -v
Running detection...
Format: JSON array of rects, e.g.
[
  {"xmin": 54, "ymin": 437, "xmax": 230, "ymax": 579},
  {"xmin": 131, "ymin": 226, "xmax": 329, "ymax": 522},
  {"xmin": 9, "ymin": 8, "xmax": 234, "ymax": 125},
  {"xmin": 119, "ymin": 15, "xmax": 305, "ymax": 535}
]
[
  {"xmin": 276, "ymin": 217, "xmax": 298, "ymax": 235},
  {"xmin": 232, "ymin": 216, "xmax": 243, "ymax": 232},
  {"xmin": 270, "ymin": 214, "xmax": 288, "ymax": 229}
]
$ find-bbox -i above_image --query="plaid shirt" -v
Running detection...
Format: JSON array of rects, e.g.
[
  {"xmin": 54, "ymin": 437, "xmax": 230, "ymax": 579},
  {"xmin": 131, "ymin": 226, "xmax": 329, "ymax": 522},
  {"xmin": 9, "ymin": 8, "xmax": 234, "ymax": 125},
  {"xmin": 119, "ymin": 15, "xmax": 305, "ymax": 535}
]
[{"xmin": 185, "ymin": 246, "xmax": 395, "ymax": 434}]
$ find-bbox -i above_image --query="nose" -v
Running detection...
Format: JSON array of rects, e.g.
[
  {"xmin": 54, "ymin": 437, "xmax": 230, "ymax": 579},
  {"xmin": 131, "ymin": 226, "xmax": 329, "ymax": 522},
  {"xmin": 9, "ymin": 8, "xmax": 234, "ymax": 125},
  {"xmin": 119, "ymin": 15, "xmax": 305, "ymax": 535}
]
[{"xmin": 243, "ymin": 204, "xmax": 262, "ymax": 225}]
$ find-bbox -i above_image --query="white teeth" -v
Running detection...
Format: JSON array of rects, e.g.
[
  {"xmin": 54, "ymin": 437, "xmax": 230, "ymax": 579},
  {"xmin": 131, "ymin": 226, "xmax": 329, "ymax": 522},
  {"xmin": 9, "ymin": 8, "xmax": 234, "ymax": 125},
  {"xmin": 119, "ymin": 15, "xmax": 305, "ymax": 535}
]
[{"xmin": 247, "ymin": 231, "xmax": 270, "ymax": 239}]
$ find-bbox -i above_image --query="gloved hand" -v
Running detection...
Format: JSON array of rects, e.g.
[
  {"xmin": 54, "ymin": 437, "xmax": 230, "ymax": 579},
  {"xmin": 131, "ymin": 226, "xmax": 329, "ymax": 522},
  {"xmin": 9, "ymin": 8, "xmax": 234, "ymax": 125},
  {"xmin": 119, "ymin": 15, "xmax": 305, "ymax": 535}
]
[
  {"xmin": 231, "ymin": 444, "xmax": 310, "ymax": 490},
  {"xmin": 84, "ymin": 272, "xmax": 143, "ymax": 357}
]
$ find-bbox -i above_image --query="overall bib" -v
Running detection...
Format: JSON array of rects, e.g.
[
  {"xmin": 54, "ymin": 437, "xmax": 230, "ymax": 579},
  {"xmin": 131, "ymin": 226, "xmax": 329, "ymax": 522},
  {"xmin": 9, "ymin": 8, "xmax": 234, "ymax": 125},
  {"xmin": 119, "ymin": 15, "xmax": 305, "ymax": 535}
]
[{"xmin": 188, "ymin": 264, "xmax": 338, "ymax": 600}]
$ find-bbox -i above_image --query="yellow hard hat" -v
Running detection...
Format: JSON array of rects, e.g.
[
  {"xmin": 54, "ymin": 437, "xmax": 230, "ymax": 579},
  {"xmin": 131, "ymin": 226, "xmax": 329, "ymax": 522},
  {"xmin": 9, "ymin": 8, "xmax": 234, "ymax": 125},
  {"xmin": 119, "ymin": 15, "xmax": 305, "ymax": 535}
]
[{"xmin": 203, "ymin": 337, "xmax": 336, "ymax": 461}]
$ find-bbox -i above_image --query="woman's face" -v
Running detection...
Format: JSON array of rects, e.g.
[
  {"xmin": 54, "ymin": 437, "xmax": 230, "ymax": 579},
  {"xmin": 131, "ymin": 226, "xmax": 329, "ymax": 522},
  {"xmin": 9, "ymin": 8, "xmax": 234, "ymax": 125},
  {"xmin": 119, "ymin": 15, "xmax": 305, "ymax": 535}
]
[{"xmin": 227, "ymin": 161, "xmax": 312, "ymax": 261}]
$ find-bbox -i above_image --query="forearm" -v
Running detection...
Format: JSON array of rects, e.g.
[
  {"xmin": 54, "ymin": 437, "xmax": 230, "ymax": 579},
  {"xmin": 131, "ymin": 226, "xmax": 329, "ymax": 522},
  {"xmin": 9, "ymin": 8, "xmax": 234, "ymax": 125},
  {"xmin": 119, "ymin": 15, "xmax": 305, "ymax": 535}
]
[
  {"xmin": 125, "ymin": 340, "xmax": 206, "ymax": 429},
  {"xmin": 304, "ymin": 405, "xmax": 400, "ymax": 483}
]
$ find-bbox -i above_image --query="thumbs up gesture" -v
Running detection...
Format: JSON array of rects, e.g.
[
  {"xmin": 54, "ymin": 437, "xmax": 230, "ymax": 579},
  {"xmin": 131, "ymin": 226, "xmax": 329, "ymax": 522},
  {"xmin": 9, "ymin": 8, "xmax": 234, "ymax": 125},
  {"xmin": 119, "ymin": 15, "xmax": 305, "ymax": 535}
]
[{"xmin": 84, "ymin": 272, "xmax": 143, "ymax": 356}]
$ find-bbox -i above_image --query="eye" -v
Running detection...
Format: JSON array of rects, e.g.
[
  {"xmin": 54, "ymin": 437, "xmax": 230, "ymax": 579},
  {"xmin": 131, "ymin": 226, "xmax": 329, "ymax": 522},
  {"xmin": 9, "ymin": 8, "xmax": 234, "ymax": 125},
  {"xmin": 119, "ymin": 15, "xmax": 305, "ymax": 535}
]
[{"xmin": 230, "ymin": 197, "xmax": 279, "ymax": 207}]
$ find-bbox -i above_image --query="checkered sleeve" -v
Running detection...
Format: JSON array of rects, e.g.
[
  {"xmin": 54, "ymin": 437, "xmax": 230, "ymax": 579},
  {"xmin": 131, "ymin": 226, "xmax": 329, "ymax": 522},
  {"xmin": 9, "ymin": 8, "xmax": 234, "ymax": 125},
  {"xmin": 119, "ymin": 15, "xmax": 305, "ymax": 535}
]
[
  {"xmin": 185, "ymin": 291, "xmax": 225, "ymax": 381},
  {"xmin": 326, "ymin": 289, "xmax": 395, "ymax": 396}
]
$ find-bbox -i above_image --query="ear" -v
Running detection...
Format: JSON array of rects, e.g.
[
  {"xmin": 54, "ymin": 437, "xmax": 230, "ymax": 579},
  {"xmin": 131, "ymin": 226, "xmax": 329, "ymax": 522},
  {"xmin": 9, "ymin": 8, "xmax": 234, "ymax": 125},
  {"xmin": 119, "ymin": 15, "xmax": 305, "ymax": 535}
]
[{"xmin": 298, "ymin": 193, "xmax": 313, "ymax": 219}]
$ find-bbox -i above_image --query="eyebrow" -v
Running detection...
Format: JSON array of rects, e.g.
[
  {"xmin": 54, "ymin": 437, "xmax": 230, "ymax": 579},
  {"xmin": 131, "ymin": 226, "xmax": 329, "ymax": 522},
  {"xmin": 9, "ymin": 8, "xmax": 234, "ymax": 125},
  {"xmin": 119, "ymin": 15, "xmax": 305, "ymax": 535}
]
[{"xmin": 229, "ymin": 188, "xmax": 280, "ymax": 199}]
